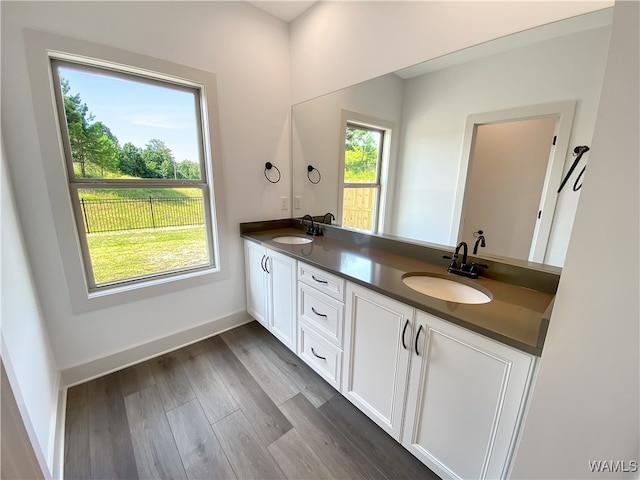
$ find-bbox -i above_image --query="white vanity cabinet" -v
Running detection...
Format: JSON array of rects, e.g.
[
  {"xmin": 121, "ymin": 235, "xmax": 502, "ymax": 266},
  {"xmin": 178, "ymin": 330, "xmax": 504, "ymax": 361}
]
[
  {"xmin": 402, "ymin": 310, "xmax": 537, "ymax": 480},
  {"xmin": 244, "ymin": 240, "xmax": 538, "ymax": 479},
  {"xmin": 340, "ymin": 281, "xmax": 536, "ymax": 479},
  {"xmin": 243, "ymin": 240, "xmax": 297, "ymax": 351},
  {"xmin": 297, "ymin": 262, "xmax": 346, "ymax": 389},
  {"xmin": 342, "ymin": 283, "xmax": 414, "ymax": 440}
]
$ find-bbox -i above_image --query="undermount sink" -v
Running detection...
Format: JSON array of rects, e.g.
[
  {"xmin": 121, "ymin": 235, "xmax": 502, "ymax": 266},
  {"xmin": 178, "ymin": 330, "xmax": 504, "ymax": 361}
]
[
  {"xmin": 402, "ymin": 273, "xmax": 492, "ymax": 304},
  {"xmin": 272, "ymin": 235, "xmax": 313, "ymax": 245}
]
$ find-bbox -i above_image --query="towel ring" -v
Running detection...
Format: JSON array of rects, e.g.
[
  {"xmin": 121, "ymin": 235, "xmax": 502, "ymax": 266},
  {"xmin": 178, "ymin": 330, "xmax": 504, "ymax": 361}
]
[
  {"xmin": 307, "ymin": 165, "xmax": 321, "ymax": 184},
  {"xmin": 264, "ymin": 162, "xmax": 281, "ymax": 183}
]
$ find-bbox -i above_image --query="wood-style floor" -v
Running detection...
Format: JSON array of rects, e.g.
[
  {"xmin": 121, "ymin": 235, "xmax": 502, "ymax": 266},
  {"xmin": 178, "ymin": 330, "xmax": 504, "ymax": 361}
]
[{"xmin": 64, "ymin": 318, "xmax": 440, "ymax": 480}]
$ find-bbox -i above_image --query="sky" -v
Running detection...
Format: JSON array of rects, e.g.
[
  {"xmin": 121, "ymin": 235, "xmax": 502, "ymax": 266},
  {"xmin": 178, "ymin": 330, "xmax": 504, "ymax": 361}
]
[{"xmin": 59, "ymin": 65, "xmax": 200, "ymax": 164}]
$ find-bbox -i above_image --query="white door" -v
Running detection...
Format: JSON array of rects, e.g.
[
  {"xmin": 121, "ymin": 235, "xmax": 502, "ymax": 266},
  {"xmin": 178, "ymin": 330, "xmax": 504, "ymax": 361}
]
[
  {"xmin": 267, "ymin": 250, "xmax": 297, "ymax": 352},
  {"xmin": 342, "ymin": 283, "xmax": 413, "ymax": 440},
  {"xmin": 402, "ymin": 310, "xmax": 536, "ymax": 480},
  {"xmin": 244, "ymin": 240, "xmax": 268, "ymax": 327}
]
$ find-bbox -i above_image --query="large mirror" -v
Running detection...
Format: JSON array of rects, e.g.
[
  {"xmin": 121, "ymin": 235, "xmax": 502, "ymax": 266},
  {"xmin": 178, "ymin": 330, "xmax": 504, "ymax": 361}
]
[{"xmin": 292, "ymin": 9, "xmax": 612, "ymax": 267}]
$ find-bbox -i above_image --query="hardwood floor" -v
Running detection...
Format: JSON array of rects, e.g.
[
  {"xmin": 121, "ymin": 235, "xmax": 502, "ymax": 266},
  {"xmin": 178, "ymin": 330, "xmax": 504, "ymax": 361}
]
[{"xmin": 64, "ymin": 319, "xmax": 440, "ymax": 479}]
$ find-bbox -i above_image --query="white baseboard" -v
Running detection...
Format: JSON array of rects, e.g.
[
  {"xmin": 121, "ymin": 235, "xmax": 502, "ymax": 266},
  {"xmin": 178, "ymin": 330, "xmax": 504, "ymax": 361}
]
[
  {"xmin": 51, "ymin": 384, "xmax": 67, "ymax": 479},
  {"xmin": 61, "ymin": 310, "xmax": 253, "ymax": 387}
]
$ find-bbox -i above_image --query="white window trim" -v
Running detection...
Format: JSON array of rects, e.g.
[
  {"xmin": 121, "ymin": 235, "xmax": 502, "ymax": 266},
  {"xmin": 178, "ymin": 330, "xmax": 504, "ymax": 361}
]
[
  {"xmin": 338, "ymin": 109, "xmax": 394, "ymax": 234},
  {"xmin": 24, "ymin": 29, "xmax": 229, "ymax": 313}
]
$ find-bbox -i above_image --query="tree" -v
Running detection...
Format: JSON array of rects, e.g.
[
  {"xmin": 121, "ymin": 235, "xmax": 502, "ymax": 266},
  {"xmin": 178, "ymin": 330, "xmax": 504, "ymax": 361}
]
[
  {"xmin": 176, "ymin": 160, "xmax": 200, "ymax": 179},
  {"xmin": 345, "ymin": 127, "xmax": 380, "ymax": 182},
  {"xmin": 88, "ymin": 122, "xmax": 119, "ymax": 176},
  {"xmin": 119, "ymin": 143, "xmax": 148, "ymax": 178},
  {"xmin": 142, "ymin": 139, "xmax": 175, "ymax": 178},
  {"xmin": 61, "ymin": 78, "xmax": 119, "ymax": 177}
]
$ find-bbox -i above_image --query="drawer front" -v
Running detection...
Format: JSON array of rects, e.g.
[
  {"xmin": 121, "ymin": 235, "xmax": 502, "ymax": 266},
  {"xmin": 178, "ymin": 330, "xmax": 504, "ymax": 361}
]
[
  {"xmin": 298, "ymin": 283, "xmax": 344, "ymax": 347},
  {"xmin": 299, "ymin": 325, "xmax": 342, "ymax": 389},
  {"xmin": 298, "ymin": 262, "xmax": 345, "ymax": 301}
]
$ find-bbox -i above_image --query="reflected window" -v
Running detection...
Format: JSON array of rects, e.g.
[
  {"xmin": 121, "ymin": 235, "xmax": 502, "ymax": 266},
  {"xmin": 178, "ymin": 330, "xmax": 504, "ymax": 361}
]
[{"xmin": 342, "ymin": 123, "xmax": 384, "ymax": 232}]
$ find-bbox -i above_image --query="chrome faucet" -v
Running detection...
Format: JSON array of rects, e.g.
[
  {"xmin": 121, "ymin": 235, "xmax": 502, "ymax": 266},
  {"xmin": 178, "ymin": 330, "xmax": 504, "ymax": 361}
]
[{"xmin": 444, "ymin": 241, "xmax": 488, "ymax": 279}]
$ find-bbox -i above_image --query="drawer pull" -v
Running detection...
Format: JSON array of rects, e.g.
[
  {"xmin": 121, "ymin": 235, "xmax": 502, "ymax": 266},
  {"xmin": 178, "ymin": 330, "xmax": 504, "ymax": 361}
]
[
  {"xmin": 402, "ymin": 319, "xmax": 409, "ymax": 350},
  {"xmin": 311, "ymin": 275, "xmax": 328, "ymax": 284},
  {"xmin": 311, "ymin": 347, "xmax": 326, "ymax": 361},
  {"xmin": 311, "ymin": 307, "xmax": 327, "ymax": 318},
  {"xmin": 260, "ymin": 255, "xmax": 267, "ymax": 272},
  {"xmin": 415, "ymin": 325, "xmax": 423, "ymax": 356}
]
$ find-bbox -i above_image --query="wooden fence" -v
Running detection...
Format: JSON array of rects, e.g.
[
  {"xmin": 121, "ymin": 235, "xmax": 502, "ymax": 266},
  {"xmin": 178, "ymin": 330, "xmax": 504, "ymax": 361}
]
[{"xmin": 342, "ymin": 188, "xmax": 376, "ymax": 231}]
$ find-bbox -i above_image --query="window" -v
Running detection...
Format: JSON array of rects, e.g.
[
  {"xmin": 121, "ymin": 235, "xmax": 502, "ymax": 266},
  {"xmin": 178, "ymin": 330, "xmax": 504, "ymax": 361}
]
[
  {"xmin": 51, "ymin": 58, "xmax": 218, "ymax": 292},
  {"xmin": 341, "ymin": 122, "xmax": 386, "ymax": 233}
]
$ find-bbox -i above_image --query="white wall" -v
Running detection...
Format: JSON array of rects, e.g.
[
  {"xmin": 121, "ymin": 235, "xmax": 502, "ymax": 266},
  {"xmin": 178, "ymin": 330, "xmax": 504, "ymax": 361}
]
[
  {"xmin": 290, "ymin": 1, "xmax": 612, "ymax": 103},
  {"xmin": 1, "ymin": 141, "xmax": 60, "ymax": 477},
  {"xmin": 512, "ymin": 1, "xmax": 639, "ymax": 477},
  {"xmin": 292, "ymin": 73, "xmax": 404, "ymax": 218},
  {"xmin": 1, "ymin": 1, "xmax": 291, "ymax": 372},
  {"xmin": 392, "ymin": 26, "xmax": 610, "ymax": 264}
]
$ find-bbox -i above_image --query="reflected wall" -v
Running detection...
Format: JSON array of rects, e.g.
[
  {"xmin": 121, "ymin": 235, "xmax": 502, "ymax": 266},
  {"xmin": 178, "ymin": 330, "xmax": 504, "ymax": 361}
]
[{"xmin": 292, "ymin": 18, "xmax": 611, "ymax": 267}]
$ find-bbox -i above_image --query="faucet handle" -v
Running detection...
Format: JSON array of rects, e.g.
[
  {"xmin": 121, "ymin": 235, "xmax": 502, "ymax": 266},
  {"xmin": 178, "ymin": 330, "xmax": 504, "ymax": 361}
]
[
  {"xmin": 471, "ymin": 262, "xmax": 488, "ymax": 269},
  {"xmin": 443, "ymin": 254, "xmax": 458, "ymax": 270},
  {"xmin": 469, "ymin": 262, "xmax": 489, "ymax": 277}
]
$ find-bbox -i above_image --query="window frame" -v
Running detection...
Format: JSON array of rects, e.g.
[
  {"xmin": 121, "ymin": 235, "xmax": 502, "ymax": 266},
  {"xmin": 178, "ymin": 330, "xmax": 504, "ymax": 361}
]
[
  {"xmin": 338, "ymin": 110, "xmax": 394, "ymax": 234},
  {"xmin": 50, "ymin": 57, "xmax": 218, "ymax": 292},
  {"xmin": 24, "ymin": 30, "xmax": 228, "ymax": 312}
]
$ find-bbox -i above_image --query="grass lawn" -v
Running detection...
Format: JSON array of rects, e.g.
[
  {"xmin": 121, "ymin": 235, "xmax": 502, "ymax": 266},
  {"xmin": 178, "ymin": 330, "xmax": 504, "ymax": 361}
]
[{"xmin": 87, "ymin": 225, "xmax": 209, "ymax": 284}]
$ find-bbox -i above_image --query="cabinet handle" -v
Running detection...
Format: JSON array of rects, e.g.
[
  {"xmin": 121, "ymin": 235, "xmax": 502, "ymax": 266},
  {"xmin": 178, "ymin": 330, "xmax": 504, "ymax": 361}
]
[
  {"xmin": 311, "ymin": 307, "xmax": 327, "ymax": 318},
  {"xmin": 311, "ymin": 347, "xmax": 326, "ymax": 361},
  {"xmin": 402, "ymin": 319, "xmax": 409, "ymax": 350},
  {"xmin": 311, "ymin": 275, "xmax": 328, "ymax": 284},
  {"xmin": 264, "ymin": 256, "xmax": 270, "ymax": 274},
  {"xmin": 260, "ymin": 255, "xmax": 266, "ymax": 272},
  {"xmin": 415, "ymin": 325, "xmax": 423, "ymax": 356}
]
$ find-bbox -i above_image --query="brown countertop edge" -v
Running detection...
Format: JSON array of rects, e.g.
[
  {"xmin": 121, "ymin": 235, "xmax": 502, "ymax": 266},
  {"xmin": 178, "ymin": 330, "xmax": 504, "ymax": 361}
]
[{"xmin": 240, "ymin": 219, "xmax": 560, "ymax": 356}]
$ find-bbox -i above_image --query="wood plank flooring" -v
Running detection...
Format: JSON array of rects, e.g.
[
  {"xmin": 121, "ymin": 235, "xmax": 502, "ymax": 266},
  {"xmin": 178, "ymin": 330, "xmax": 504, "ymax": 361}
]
[{"xmin": 64, "ymin": 319, "xmax": 440, "ymax": 479}]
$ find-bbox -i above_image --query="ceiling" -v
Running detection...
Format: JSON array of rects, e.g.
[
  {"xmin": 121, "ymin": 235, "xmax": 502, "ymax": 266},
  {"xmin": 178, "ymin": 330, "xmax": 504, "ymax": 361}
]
[{"xmin": 247, "ymin": 1, "xmax": 318, "ymax": 22}]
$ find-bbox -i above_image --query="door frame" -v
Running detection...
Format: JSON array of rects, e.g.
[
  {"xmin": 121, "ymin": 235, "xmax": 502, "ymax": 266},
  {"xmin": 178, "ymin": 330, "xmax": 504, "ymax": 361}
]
[{"xmin": 451, "ymin": 101, "xmax": 576, "ymax": 263}]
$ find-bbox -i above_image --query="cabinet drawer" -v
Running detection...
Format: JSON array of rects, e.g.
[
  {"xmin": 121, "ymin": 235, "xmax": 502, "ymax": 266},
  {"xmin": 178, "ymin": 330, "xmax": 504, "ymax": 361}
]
[
  {"xmin": 298, "ymin": 262, "xmax": 345, "ymax": 301},
  {"xmin": 299, "ymin": 325, "xmax": 342, "ymax": 389},
  {"xmin": 298, "ymin": 283, "xmax": 344, "ymax": 347}
]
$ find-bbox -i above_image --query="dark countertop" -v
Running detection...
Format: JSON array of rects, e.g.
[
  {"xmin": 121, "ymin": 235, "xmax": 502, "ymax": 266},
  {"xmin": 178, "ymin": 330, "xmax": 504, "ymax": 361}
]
[{"xmin": 241, "ymin": 222, "xmax": 556, "ymax": 356}]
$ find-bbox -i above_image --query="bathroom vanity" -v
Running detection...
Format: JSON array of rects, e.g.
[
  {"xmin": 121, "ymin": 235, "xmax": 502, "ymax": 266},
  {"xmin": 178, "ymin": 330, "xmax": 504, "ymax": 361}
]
[{"xmin": 241, "ymin": 219, "xmax": 558, "ymax": 479}]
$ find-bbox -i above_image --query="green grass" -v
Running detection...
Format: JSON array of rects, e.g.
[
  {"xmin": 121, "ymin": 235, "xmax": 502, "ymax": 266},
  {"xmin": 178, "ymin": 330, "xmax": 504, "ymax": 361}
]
[
  {"xmin": 87, "ymin": 226, "xmax": 209, "ymax": 285},
  {"xmin": 79, "ymin": 187, "xmax": 202, "ymax": 200}
]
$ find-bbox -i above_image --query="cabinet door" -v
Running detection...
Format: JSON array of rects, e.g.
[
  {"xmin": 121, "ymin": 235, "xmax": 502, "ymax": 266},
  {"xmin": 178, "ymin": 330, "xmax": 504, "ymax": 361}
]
[
  {"xmin": 267, "ymin": 250, "xmax": 297, "ymax": 352},
  {"xmin": 342, "ymin": 283, "xmax": 414, "ymax": 440},
  {"xmin": 244, "ymin": 240, "xmax": 267, "ymax": 327},
  {"xmin": 402, "ymin": 310, "xmax": 537, "ymax": 480}
]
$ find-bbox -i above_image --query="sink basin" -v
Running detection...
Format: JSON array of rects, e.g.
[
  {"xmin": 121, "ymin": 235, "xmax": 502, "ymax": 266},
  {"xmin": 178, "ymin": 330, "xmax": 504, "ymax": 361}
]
[
  {"xmin": 272, "ymin": 235, "xmax": 313, "ymax": 245},
  {"xmin": 402, "ymin": 273, "xmax": 492, "ymax": 304}
]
